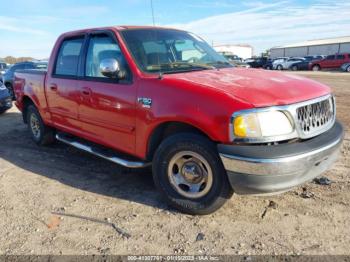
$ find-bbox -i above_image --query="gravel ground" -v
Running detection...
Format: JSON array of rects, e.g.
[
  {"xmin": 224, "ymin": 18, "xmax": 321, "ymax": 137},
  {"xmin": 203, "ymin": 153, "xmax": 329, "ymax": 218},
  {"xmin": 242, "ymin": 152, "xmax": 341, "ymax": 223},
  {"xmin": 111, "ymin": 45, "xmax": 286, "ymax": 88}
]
[{"xmin": 0, "ymin": 71, "xmax": 349, "ymax": 255}]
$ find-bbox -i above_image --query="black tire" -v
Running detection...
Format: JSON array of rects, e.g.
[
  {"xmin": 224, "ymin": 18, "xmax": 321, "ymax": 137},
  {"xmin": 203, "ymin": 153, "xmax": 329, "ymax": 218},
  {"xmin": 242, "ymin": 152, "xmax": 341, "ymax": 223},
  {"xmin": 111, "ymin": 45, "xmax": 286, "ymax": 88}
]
[
  {"xmin": 266, "ymin": 66, "xmax": 271, "ymax": 70},
  {"xmin": 152, "ymin": 133, "xmax": 233, "ymax": 215},
  {"xmin": 312, "ymin": 65, "xmax": 321, "ymax": 71},
  {"xmin": 291, "ymin": 65, "xmax": 298, "ymax": 71},
  {"xmin": 5, "ymin": 83, "xmax": 15, "ymax": 100},
  {"xmin": 26, "ymin": 105, "xmax": 55, "ymax": 145},
  {"xmin": 0, "ymin": 109, "xmax": 7, "ymax": 115},
  {"xmin": 346, "ymin": 66, "xmax": 350, "ymax": 72}
]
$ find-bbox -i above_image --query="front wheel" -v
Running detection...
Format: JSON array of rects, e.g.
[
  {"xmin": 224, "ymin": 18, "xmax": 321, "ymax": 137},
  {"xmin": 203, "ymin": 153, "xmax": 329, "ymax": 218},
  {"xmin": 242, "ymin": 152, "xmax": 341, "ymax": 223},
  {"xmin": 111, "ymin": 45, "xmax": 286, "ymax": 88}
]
[
  {"xmin": 276, "ymin": 65, "xmax": 283, "ymax": 70},
  {"xmin": 346, "ymin": 65, "xmax": 350, "ymax": 72},
  {"xmin": 291, "ymin": 65, "xmax": 298, "ymax": 71},
  {"xmin": 152, "ymin": 133, "xmax": 233, "ymax": 215}
]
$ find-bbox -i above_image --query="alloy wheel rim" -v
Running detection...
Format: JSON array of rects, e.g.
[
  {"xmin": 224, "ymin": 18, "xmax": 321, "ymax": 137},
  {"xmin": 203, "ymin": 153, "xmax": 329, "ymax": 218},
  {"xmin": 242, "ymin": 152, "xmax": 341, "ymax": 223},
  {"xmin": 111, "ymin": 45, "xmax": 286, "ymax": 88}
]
[
  {"xmin": 167, "ymin": 151, "xmax": 213, "ymax": 199},
  {"xmin": 30, "ymin": 114, "xmax": 41, "ymax": 139}
]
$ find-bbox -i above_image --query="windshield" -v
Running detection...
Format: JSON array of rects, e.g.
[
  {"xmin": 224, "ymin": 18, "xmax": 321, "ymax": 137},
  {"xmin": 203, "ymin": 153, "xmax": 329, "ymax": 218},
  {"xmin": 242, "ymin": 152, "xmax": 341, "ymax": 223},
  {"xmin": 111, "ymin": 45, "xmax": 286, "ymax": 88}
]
[{"xmin": 121, "ymin": 29, "xmax": 232, "ymax": 74}]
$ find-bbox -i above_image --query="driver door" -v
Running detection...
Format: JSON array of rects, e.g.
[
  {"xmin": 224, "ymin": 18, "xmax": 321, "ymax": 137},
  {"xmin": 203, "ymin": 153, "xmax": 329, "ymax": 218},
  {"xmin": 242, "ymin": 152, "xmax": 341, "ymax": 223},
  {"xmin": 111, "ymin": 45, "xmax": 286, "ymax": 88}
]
[{"xmin": 77, "ymin": 32, "xmax": 137, "ymax": 155}]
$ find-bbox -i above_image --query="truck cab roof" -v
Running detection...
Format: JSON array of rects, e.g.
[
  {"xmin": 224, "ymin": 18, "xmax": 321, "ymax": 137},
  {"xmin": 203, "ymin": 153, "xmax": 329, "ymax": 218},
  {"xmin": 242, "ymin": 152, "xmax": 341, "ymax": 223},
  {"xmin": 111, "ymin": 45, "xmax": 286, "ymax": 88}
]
[{"xmin": 59, "ymin": 25, "xmax": 185, "ymax": 37}]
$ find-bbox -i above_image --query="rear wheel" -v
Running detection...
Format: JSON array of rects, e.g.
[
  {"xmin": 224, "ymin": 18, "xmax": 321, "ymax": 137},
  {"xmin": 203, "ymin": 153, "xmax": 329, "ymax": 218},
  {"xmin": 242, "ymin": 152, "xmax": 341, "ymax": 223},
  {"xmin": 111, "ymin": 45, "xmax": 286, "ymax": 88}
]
[
  {"xmin": 26, "ymin": 105, "xmax": 55, "ymax": 145},
  {"xmin": 291, "ymin": 65, "xmax": 298, "ymax": 71},
  {"xmin": 152, "ymin": 133, "xmax": 233, "ymax": 215},
  {"xmin": 276, "ymin": 65, "xmax": 283, "ymax": 70},
  {"xmin": 346, "ymin": 65, "xmax": 350, "ymax": 72},
  {"xmin": 312, "ymin": 65, "xmax": 321, "ymax": 71}
]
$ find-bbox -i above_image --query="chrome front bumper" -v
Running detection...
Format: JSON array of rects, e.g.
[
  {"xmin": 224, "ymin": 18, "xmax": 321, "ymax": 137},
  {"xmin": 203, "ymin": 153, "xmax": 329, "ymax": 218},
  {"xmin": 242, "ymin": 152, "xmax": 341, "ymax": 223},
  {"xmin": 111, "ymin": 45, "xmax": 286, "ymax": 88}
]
[{"xmin": 218, "ymin": 121, "xmax": 344, "ymax": 195}]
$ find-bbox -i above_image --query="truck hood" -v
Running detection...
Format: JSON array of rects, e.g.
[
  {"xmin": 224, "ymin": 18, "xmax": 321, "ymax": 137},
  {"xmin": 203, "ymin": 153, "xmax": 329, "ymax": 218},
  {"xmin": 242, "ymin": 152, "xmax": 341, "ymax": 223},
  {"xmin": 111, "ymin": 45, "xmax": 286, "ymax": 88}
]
[{"xmin": 164, "ymin": 68, "xmax": 330, "ymax": 107}]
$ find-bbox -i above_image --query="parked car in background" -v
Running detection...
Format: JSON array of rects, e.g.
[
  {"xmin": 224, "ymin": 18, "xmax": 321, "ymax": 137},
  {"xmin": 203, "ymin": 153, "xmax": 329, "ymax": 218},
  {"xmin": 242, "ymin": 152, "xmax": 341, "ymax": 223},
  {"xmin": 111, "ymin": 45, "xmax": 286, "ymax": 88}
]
[
  {"xmin": 0, "ymin": 63, "xmax": 8, "ymax": 77},
  {"xmin": 274, "ymin": 57, "xmax": 305, "ymax": 70},
  {"xmin": 218, "ymin": 52, "xmax": 242, "ymax": 62},
  {"xmin": 0, "ymin": 81, "xmax": 12, "ymax": 114},
  {"xmin": 272, "ymin": 57, "xmax": 289, "ymax": 70},
  {"xmin": 289, "ymin": 55, "xmax": 324, "ymax": 71},
  {"xmin": 304, "ymin": 55, "xmax": 325, "ymax": 61},
  {"xmin": 2, "ymin": 61, "xmax": 47, "ymax": 99},
  {"xmin": 14, "ymin": 26, "xmax": 343, "ymax": 215},
  {"xmin": 245, "ymin": 57, "xmax": 268, "ymax": 68},
  {"xmin": 262, "ymin": 58, "xmax": 274, "ymax": 70},
  {"xmin": 231, "ymin": 60, "xmax": 251, "ymax": 68},
  {"xmin": 219, "ymin": 52, "xmax": 250, "ymax": 68},
  {"xmin": 341, "ymin": 62, "xmax": 350, "ymax": 72},
  {"xmin": 309, "ymin": 53, "xmax": 350, "ymax": 71}
]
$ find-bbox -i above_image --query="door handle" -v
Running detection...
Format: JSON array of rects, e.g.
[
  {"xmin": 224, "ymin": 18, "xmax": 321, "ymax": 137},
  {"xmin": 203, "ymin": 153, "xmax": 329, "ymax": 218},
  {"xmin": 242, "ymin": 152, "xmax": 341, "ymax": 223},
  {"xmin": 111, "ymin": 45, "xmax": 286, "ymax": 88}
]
[{"xmin": 50, "ymin": 84, "xmax": 58, "ymax": 91}]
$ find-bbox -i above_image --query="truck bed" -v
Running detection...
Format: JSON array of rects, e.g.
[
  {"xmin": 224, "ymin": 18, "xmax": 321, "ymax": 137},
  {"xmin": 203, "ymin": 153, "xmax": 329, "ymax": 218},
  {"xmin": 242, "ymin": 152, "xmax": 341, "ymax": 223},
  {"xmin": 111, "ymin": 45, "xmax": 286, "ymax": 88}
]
[{"xmin": 14, "ymin": 69, "xmax": 48, "ymax": 115}]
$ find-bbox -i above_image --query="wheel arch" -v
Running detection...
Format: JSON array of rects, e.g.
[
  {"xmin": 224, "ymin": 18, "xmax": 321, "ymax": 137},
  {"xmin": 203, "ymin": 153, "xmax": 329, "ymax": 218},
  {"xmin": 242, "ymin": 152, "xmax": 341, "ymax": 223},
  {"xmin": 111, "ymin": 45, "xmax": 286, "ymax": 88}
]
[
  {"xmin": 22, "ymin": 95, "xmax": 36, "ymax": 123},
  {"xmin": 146, "ymin": 121, "xmax": 214, "ymax": 161},
  {"xmin": 4, "ymin": 81, "xmax": 12, "ymax": 87}
]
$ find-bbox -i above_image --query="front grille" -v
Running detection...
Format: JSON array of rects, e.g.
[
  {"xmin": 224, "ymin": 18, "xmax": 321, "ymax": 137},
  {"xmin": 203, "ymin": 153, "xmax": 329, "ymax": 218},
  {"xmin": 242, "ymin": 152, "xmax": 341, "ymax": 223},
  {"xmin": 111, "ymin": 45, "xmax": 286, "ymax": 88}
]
[{"xmin": 296, "ymin": 96, "xmax": 334, "ymax": 136}]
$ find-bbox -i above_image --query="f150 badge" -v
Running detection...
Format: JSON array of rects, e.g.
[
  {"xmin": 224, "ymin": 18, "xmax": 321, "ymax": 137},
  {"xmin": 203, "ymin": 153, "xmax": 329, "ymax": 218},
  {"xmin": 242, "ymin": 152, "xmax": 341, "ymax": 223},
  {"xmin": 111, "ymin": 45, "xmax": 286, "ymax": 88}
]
[{"xmin": 137, "ymin": 97, "xmax": 152, "ymax": 108}]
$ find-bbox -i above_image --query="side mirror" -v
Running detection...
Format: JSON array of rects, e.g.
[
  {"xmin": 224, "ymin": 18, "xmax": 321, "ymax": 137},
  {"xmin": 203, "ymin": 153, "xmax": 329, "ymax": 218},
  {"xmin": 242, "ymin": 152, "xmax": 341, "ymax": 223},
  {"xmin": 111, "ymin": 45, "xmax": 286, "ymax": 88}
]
[{"xmin": 100, "ymin": 58, "xmax": 120, "ymax": 78}]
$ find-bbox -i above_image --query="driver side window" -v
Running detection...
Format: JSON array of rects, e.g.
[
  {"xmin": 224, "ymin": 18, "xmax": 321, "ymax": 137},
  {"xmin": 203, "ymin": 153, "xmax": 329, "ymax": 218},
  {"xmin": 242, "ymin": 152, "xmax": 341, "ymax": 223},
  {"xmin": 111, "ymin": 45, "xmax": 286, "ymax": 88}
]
[{"xmin": 85, "ymin": 34, "xmax": 126, "ymax": 78}]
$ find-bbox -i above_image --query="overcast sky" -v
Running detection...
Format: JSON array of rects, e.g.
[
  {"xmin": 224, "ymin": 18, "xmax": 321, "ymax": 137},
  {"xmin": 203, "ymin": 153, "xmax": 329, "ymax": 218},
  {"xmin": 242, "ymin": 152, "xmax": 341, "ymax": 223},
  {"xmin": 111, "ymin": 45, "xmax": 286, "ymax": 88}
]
[{"xmin": 0, "ymin": 0, "xmax": 349, "ymax": 58}]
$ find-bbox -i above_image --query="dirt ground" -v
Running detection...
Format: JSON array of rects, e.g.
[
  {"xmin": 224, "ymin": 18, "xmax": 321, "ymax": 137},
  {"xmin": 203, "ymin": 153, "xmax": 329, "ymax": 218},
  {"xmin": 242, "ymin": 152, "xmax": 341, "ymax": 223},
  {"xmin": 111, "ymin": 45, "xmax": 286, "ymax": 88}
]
[{"xmin": 0, "ymin": 71, "xmax": 349, "ymax": 256}]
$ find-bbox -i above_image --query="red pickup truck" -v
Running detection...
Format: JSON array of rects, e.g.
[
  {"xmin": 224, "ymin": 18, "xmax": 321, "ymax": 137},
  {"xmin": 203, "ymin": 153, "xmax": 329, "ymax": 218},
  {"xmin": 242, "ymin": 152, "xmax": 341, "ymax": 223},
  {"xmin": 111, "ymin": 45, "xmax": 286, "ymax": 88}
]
[
  {"xmin": 309, "ymin": 53, "xmax": 350, "ymax": 71},
  {"xmin": 14, "ymin": 26, "xmax": 344, "ymax": 215}
]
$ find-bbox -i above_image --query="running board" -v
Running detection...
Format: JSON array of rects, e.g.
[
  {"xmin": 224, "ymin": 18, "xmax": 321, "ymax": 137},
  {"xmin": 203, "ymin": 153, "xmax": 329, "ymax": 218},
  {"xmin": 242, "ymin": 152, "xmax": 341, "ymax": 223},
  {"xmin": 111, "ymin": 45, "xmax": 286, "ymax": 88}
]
[{"xmin": 55, "ymin": 134, "xmax": 150, "ymax": 168}]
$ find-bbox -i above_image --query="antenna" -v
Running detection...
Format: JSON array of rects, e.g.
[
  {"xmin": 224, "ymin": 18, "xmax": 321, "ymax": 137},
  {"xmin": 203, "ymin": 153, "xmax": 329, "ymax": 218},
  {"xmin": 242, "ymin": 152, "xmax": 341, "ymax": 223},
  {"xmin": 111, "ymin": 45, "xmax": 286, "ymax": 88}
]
[
  {"xmin": 150, "ymin": 0, "xmax": 163, "ymax": 79},
  {"xmin": 150, "ymin": 0, "xmax": 156, "ymax": 26}
]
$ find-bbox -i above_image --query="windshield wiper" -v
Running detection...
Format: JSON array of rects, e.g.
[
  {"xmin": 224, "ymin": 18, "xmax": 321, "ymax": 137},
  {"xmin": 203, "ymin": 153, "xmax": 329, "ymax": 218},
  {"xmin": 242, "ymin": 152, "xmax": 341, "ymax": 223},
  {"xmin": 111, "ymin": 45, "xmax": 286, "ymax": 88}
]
[
  {"xmin": 168, "ymin": 61, "xmax": 216, "ymax": 69},
  {"xmin": 150, "ymin": 61, "xmax": 215, "ymax": 71},
  {"xmin": 206, "ymin": 61, "xmax": 233, "ymax": 68}
]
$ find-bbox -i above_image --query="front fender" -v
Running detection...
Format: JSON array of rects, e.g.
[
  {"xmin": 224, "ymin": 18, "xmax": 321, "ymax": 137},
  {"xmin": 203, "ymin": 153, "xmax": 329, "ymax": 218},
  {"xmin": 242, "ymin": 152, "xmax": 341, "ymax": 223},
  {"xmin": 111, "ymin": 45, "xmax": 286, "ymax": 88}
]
[{"xmin": 134, "ymin": 78, "xmax": 253, "ymax": 159}]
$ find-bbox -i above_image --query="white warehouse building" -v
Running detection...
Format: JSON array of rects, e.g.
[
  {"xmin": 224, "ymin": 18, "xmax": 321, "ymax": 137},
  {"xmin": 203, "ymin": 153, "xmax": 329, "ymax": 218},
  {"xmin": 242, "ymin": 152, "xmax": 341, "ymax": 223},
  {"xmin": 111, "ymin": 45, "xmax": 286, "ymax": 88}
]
[
  {"xmin": 214, "ymin": 44, "xmax": 253, "ymax": 59},
  {"xmin": 270, "ymin": 36, "xmax": 350, "ymax": 59}
]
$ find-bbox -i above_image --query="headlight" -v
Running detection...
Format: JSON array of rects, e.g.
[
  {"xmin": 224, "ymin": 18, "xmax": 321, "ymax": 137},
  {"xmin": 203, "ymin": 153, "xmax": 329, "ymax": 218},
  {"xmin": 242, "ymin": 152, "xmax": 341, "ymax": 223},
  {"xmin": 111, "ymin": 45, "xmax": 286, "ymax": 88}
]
[{"xmin": 232, "ymin": 110, "xmax": 294, "ymax": 141}]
